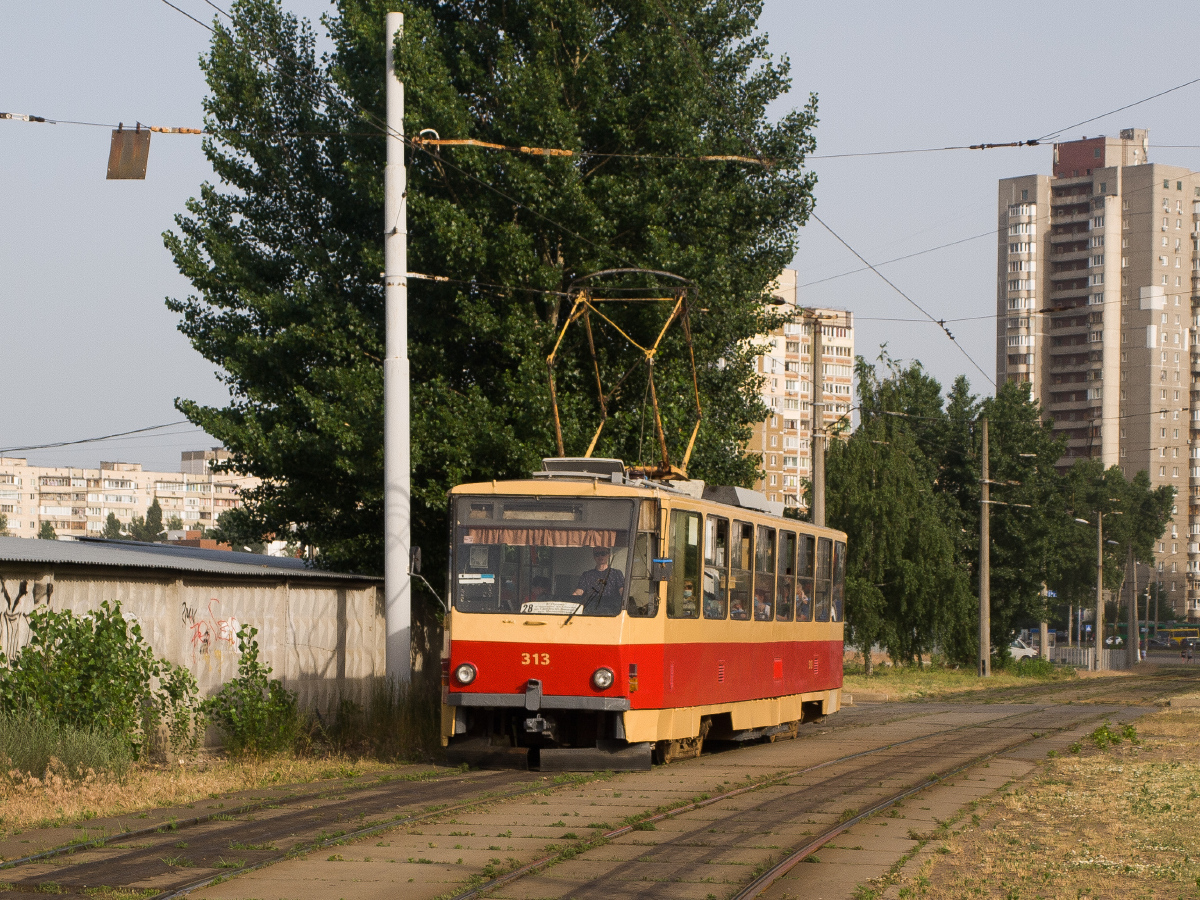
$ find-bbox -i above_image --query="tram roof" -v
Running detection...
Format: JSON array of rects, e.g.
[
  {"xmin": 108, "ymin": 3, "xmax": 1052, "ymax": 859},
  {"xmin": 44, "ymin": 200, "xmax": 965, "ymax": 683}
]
[{"xmin": 449, "ymin": 459, "xmax": 845, "ymax": 537}]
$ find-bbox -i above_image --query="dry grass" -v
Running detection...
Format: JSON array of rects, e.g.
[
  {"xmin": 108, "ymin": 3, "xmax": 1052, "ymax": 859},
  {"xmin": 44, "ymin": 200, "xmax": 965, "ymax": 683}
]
[
  {"xmin": 0, "ymin": 753, "xmax": 409, "ymax": 836},
  {"xmin": 880, "ymin": 707, "xmax": 1200, "ymax": 898},
  {"xmin": 843, "ymin": 661, "xmax": 1076, "ymax": 700}
]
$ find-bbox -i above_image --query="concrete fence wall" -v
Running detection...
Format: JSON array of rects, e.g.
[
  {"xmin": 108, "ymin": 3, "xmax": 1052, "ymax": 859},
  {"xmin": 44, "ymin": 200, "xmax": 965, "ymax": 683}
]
[{"xmin": 0, "ymin": 565, "xmax": 385, "ymax": 713}]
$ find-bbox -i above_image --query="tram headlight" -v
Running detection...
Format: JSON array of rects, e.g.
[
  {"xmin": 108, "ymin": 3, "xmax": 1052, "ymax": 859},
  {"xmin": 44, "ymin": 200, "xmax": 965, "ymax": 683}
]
[
  {"xmin": 454, "ymin": 662, "xmax": 477, "ymax": 686},
  {"xmin": 591, "ymin": 666, "xmax": 615, "ymax": 690}
]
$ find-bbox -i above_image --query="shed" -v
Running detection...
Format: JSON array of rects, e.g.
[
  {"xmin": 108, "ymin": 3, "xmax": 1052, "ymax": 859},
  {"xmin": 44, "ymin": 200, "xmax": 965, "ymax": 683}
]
[{"xmin": 0, "ymin": 536, "xmax": 383, "ymax": 712}]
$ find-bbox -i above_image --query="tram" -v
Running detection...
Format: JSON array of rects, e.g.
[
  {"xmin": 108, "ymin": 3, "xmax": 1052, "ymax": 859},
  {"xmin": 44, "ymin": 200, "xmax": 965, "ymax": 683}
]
[{"xmin": 440, "ymin": 457, "xmax": 846, "ymax": 770}]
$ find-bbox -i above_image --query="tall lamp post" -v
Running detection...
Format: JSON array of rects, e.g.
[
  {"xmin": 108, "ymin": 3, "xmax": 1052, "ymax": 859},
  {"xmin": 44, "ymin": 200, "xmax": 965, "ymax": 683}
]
[{"xmin": 1075, "ymin": 510, "xmax": 1121, "ymax": 671}]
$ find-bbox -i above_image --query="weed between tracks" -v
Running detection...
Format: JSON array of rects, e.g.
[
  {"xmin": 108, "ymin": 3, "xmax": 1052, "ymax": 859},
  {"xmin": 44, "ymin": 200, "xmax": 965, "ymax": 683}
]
[
  {"xmin": 0, "ymin": 755, "xmax": 406, "ymax": 837},
  {"xmin": 858, "ymin": 709, "xmax": 1200, "ymax": 898}
]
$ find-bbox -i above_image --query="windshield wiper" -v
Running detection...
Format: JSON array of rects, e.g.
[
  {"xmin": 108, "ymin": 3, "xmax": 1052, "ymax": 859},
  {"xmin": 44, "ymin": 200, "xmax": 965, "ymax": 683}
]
[{"xmin": 563, "ymin": 572, "xmax": 610, "ymax": 626}]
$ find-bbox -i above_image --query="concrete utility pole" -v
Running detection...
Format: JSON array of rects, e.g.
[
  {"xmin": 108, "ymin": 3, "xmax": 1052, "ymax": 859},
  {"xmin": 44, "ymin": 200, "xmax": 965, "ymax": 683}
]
[
  {"xmin": 1128, "ymin": 544, "xmax": 1139, "ymax": 667},
  {"xmin": 383, "ymin": 11, "xmax": 411, "ymax": 681},
  {"xmin": 810, "ymin": 314, "xmax": 825, "ymax": 527},
  {"xmin": 978, "ymin": 417, "xmax": 990, "ymax": 678},
  {"xmin": 1094, "ymin": 511, "xmax": 1104, "ymax": 672}
]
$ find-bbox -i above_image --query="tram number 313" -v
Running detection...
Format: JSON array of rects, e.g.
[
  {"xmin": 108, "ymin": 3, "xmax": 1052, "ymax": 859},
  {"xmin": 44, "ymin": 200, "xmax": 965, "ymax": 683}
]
[{"xmin": 521, "ymin": 652, "xmax": 551, "ymax": 665}]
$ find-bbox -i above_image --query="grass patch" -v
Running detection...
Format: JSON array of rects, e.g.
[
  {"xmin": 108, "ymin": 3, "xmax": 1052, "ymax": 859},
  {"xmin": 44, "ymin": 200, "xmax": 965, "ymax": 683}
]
[
  {"xmin": 843, "ymin": 658, "xmax": 1075, "ymax": 699},
  {"xmin": 0, "ymin": 753, "xmax": 404, "ymax": 837},
  {"xmin": 881, "ymin": 707, "xmax": 1200, "ymax": 897},
  {"xmin": 0, "ymin": 713, "xmax": 133, "ymax": 780},
  {"xmin": 323, "ymin": 675, "xmax": 442, "ymax": 762}
]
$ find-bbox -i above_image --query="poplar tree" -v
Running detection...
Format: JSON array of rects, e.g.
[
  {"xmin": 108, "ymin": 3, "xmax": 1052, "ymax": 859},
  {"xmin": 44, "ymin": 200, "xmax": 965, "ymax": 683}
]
[{"xmin": 165, "ymin": 0, "xmax": 818, "ymax": 576}]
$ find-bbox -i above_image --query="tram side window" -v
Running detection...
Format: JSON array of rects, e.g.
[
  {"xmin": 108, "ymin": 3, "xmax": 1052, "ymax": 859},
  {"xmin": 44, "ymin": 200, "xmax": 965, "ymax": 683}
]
[
  {"xmin": 814, "ymin": 536, "xmax": 833, "ymax": 622},
  {"xmin": 730, "ymin": 521, "xmax": 753, "ymax": 620},
  {"xmin": 667, "ymin": 510, "xmax": 701, "ymax": 618},
  {"xmin": 796, "ymin": 534, "xmax": 814, "ymax": 621},
  {"xmin": 777, "ymin": 531, "xmax": 796, "ymax": 621},
  {"xmin": 627, "ymin": 533, "xmax": 659, "ymax": 617},
  {"xmin": 754, "ymin": 526, "xmax": 776, "ymax": 621},
  {"xmin": 704, "ymin": 516, "xmax": 729, "ymax": 619},
  {"xmin": 831, "ymin": 540, "xmax": 846, "ymax": 622}
]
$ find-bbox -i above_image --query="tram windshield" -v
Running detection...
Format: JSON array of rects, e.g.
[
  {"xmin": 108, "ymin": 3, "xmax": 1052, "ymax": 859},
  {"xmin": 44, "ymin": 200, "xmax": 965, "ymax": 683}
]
[{"xmin": 453, "ymin": 496, "xmax": 639, "ymax": 616}]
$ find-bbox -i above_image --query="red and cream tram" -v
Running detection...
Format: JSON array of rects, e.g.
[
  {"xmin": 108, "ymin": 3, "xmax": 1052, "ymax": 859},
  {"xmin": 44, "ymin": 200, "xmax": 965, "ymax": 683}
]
[{"xmin": 441, "ymin": 458, "xmax": 846, "ymax": 769}]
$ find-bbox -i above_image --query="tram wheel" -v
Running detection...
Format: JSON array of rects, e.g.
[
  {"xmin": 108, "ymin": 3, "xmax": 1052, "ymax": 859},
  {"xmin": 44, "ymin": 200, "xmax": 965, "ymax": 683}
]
[
  {"xmin": 768, "ymin": 720, "xmax": 800, "ymax": 742},
  {"xmin": 654, "ymin": 718, "xmax": 712, "ymax": 764}
]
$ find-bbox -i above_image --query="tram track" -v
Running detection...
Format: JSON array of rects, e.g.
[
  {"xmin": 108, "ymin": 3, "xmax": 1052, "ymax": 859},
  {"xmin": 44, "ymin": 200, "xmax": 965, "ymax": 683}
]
[
  {"xmin": 1, "ymin": 672, "xmax": 1190, "ymax": 900},
  {"xmin": 0, "ymin": 767, "xmax": 563, "ymax": 900},
  {"xmin": 444, "ymin": 701, "xmax": 1140, "ymax": 900}
]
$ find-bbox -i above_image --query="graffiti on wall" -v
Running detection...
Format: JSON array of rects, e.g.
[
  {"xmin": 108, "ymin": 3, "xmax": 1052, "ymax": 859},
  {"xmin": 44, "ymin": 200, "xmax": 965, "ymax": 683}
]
[
  {"xmin": 182, "ymin": 598, "xmax": 240, "ymax": 664},
  {"xmin": 1, "ymin": 579, "xmax": 51, "ymax": 660}
]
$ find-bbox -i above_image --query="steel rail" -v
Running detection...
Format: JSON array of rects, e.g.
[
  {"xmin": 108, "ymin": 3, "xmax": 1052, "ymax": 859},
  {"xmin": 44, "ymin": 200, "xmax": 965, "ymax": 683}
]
[
  {"xmin": 149, "ymin": 776, "xmax": 563, "ymax": 900},
  {"xmin": 443, "ymin": 702, "xmax": 1087, "ymax": 900},
  {"xmin": 0, "ymin": 767, "xmax": 503, "ymax": 871},
  {"xmin": 730, "ymin": 718, "xmax": 1118, "ymax": 900}
]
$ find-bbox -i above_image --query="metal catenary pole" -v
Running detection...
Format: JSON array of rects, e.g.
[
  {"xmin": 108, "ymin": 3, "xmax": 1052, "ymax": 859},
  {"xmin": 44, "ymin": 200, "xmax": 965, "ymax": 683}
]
[
  {"xmin": 810, "ymin": 313, "xmax": 825, "ymax": 527},
  {"xmin": 978, "ymin": 417, "xmax": 990, "ymax": 677},
  {"xmin": 383, "ymin": 11, "xmax": 411, "ymax": 681}
]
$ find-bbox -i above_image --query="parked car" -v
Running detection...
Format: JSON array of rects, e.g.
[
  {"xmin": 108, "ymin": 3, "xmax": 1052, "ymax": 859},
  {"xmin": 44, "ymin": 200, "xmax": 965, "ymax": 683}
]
[
  {"xmin": 1147, "ymin": 636, "xmax": 1172, "ymax": 650},
  {"xmin": 1009, "ymin": 638, "xmax": 1039, "ymax": 661}
]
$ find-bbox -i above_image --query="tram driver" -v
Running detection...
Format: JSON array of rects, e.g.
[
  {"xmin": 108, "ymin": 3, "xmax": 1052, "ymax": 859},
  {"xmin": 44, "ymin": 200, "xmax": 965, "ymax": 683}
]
[{"xmin": 573, "ymin": 546, "xmax": 626, "ymax": 615}]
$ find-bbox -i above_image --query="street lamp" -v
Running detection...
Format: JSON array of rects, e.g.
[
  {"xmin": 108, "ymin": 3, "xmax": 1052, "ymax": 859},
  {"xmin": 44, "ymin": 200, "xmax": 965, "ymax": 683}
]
[{"xmin": 1075, "ymin": 509, "xmax": 1122, "ymax": 671}]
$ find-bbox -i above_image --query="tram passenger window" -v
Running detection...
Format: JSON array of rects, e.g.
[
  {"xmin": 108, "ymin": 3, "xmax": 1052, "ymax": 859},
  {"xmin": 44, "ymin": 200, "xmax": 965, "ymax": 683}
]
[
  {"xmin": 777, "ymin": 531, "xmax": 796, "ymax": 621},
  {"xmin": 796, "ymin": 534, "xmax": 814, "ymax": 621},
  {"xmin": 814, "ymin": 537, "xmax": 833, "ymax": 622},
  {"xmin": 704, "ymin": 516, "xmax": 729, "ymax": 619},
  {"xmin": 754, "ymin": 526, "xmax": 775, "ymax": 621},
  {"xmin": 730, "ymin": 521, "xmax": 753, "ymax": 620},
  {"xmin": 831, "ymin": 540, "xmax": 846, "ymax": 622},
  {"xmin": 627, "ymin": 533, "xmax": 659, "ymax": 618},
  {"xmin": 667, "ymin": 510, "xmax": 701, "ymax": 618}
]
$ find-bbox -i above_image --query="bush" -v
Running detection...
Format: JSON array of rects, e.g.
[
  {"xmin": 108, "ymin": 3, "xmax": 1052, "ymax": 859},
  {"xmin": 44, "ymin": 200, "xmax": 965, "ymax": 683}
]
[
  {"xmin": 1014, "ymin": 656, "xmax": 1059, "ymax": 678},
  {"xmin": 203, "ymin": 625, "xmax": 300, "ymax": 756},
  {"xmin": 0, "ymin": 601, "xmax": 202, "ymax": 760},
  {"xmin": 0, "ymin": 712, "xmax": 133, "ymax": 779}
]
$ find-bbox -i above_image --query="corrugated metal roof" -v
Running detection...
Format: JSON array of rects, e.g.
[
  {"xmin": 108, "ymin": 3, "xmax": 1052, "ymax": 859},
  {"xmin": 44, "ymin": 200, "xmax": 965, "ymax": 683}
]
[{"xmin": 0, "ymin": 536, "xmax": 379, "ymax": 582}]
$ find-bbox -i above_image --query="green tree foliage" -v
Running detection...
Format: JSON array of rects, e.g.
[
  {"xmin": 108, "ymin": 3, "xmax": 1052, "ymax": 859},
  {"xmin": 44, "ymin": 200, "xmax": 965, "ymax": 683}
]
[
  {"xmin": 166, "ymin": 514, "xmax": 185, "ymax": 532},
  {"xmin": 165, "ymin": 0, "xmax": 818, "ymax": 577},
  {"xmin": 1049, "ymin": 462, "xmax": 1173, "ymax": 614},
  {"xmin": 207, "ymin": 508, "xmax": 267, "ymax": 553},
  {"xmin": 36, "ymin": 521, "xmax": 56, "ymax": 540},
  {"xmin": 128, "ymin": 498, "xmax": 166, "ymax": 543},
  {"xmin": 102, "ymin": 512, "xmax": 125, "ymax": 539},
  {"xmin": 0, "ymin": 512, "xmax": 8, "ymax": 537},
  {"xmin": 202, "ymin": 625, "xmax": 299, "ymax": 756},
  {"xmin": 826, "ymin": 356, "xmax": 973, "ymax": 668},
  {"xmin": 0, "ymin": 601, "xmax": 202, "ymax": 758},
  {"xmin": 830, "ymin": 351, "xmax": 1175, "ymax": 667}
]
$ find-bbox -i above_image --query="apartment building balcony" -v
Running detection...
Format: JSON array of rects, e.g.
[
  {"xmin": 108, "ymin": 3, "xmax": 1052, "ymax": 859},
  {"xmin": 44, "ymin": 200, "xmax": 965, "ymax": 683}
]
[
  {"xmin": 1050, "ymin": 280, "xmax": 1090, "ymax": 297},
  {"xmin": 1049, "ymin": 246, "xmax": 1090, "ymax": 265},
  {"xmin": 1052, "ymin": 206, "xmax": 1092, "ymax": 225}
]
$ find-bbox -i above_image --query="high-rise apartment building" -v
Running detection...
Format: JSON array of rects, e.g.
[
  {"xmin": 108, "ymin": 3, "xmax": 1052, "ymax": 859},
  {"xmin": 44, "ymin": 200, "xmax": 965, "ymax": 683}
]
[
  {"xmin": 0, "ymin": 452, "xmax": 258, "ymax": 539},
  {"xmin": 749, "ymin": 269, "xmax": 855, "ymax": 509},
  {"xmin": 997, "ymin": 129, "xmax": 1197, "ymax": 620}
]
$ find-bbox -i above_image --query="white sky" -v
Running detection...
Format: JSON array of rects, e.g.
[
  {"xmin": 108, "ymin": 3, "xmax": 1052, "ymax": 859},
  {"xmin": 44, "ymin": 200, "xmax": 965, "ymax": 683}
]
[{"xmin": 3, "ymin": 1, "xmax": 1200, "ymax": 469}]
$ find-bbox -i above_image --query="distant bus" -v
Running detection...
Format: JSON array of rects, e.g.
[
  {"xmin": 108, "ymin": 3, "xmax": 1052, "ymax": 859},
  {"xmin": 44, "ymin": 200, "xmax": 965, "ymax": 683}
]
[{"xmin": 1160, "ymin": 627, "xmax": 1199, "ymax": 645}]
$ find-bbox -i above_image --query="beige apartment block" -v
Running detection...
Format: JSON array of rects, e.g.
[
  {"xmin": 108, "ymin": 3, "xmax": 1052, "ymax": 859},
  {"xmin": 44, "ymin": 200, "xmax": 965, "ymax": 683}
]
[
  {"xmin": 749, "ymin": 269, "xmax": 855, "ymax": 509},
  {"xmin": 997, "ymin": 128, "xmax": 1200, "ymax": 620},
  {"xmin": 0, "ymin": 449, "xmax": 258, "ymax": 540}
]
